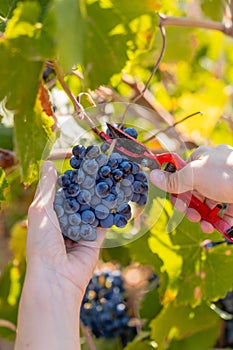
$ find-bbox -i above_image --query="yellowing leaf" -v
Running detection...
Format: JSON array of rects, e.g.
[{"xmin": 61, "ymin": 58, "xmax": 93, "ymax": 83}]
[
  {"xmin": 9, "ymin": 221, "xmax": 27, "ymax": 261},
  {"xmin": 177, "ymin": 78, "xmax": 227, "ymax": 138}
]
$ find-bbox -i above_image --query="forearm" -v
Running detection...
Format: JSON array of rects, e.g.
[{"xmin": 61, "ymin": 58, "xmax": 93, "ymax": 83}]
[{"xmin": 14, "ymin": 267, "xmax": 82, "ymax": 350}]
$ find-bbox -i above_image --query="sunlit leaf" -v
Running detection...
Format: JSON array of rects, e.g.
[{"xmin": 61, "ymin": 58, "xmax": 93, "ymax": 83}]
[
  {"xmin": 150, "ymin": 302, "xmax": 220, "ymax": 350},
  {"xmin": 0, "ymin": 167, "xmax": 8, "ymax": 203}
]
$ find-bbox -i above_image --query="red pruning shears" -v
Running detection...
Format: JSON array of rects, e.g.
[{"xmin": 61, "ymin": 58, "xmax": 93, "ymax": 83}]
[{"xmin": 100, "ymin": 123, "xmax": 233, "ymax": 242}]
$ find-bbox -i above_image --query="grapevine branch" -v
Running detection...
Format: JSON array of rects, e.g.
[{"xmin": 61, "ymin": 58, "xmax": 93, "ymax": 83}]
[
  {"xmin": 120, "ymin": 15, "xmax": 166, "ymax": 127},
  {"xmin": 0, "ymin": 319, "xmax": 16, "ymax": 332},
  {"xmin": 80, "ymin": 323, "xmax": 97, "ymax": 350},
  {"xmin": 52, "ymin": 61, "xmax": 103, "ymax": 139},
  {"xmin": 159, "ymin": 13, "xmax": 233, "ymax": 36}
]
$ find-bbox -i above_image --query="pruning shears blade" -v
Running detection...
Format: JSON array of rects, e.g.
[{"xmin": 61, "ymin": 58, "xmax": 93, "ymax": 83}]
[{"xmin": 106, "ymin": 123, "xmax": 150, "ymax": 156}]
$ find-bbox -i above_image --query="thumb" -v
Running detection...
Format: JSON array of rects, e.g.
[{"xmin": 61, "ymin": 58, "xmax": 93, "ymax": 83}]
[
  {"xmin": 150, "ymin": 163, "xmax": 196, "ymax": 194},
  {"xmin": 31, "ymin": 161, "xmax": 57, "ymax": 210}
]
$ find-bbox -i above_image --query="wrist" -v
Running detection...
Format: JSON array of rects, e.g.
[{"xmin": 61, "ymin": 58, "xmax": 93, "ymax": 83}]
[
  {"xmin": 23, "ymin": 259, "xmax": 83, "ymax": 307},
  {"xmin": 15, "ymin": 265, "xmax": 81, "ymax": 350}
]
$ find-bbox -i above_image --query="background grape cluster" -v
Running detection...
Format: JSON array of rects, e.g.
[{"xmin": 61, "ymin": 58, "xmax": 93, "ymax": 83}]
[
  {"xmin": 53, "ymin": 126, "xmax": 149, "ymax": 242},
  {"xmin": 80, "ymin": 269, "xmax": 137, "ymax": 346}
]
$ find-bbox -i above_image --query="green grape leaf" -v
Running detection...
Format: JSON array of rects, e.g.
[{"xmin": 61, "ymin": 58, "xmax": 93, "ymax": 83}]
[
  {"xmin": 83, "ymin": 0, "xmax": 161, "ymax": 88},
  {"xmin": 4, "ymin": 1, "xmax": 55, "ymax": 60},
  {"xmin": 0, "ymin": 38, "xmax": 55, "ymax": 184},
  {"xmin": 0, "ymin": 261, "xmax": 25, "ymax": 340},
  {"xmin": 150, "ymin": 202, "xmax": 233, "ymax": 306},
  {"xmin": 0, "ymin": 44, "xmax": 43, "ymax": 113},
  {"xmin": 50, "ymin": 0, "xmax": 83, "ymax": 71},
  {"xmin": 150, "ymin": 302, "xmax": 220, "ymax": 350},
  {"xmin": 127, "ymin": 232, "xmax": 163, "ymax": 272},
  {"xmin": 0, "ymin": 126, "xmax": 14, "ymax": 150},
  {"xmin": 171, "ymin": 218, "xmax": 233, "ymax": 305},
  {"xmin": 0, "ymin": 167, "xmax": 8, "ymax": 202},
  {"xmin": 124, "ymin": 339, "xmax": 154, "ymax": 350},
  {"xmin": 101, "ymin": 246, "xmax": 131, "ymax": 266},
  {"xmin": 0, "ymin": 0, "xmax": 19, "ymax": 18},
  {"xmin": 14, "ymin": 105, "xmax": 55, "ymax": 185},
  {"xmin": 140, "ymin": 288, "xmax": 162, "ymax": 322},
  {"xmin": 201, "ymin": 0, "xmax": 223, "ymax": 21},
  {"xmin": 169, "ymin": 325, "xmax": 220, "ymax": 350},
  {"xmin": 111, "ymin": 0, "xmax": 161, "ymax": 20}
]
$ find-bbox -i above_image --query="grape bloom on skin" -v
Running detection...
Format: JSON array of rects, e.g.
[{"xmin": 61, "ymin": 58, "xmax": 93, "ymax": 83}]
[{"xmin": 54, "ymin": 126, "xmax": 149, "ymax": 241}]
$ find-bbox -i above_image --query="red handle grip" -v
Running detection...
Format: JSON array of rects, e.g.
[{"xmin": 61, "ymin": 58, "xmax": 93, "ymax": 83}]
[{"xmin": 154, "ymin": 153, "xmax": 233, "ymax": 242}]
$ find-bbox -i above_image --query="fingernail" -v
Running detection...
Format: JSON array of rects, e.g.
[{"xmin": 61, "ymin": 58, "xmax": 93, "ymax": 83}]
[{"xmin": 150, "ymin": 170, "xmax": 165, "ymax": 184}]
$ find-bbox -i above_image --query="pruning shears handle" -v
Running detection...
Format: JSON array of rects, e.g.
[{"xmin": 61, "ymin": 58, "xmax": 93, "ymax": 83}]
[{"xmin": 156, "ymin": 153, "xmax": 233, "ymax": 242}]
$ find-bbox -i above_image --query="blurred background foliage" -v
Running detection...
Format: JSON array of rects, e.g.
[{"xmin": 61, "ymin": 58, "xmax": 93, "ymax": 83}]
[{"xmin": 0, "ymin": 0, "xmax": 233, "ymax": 349}]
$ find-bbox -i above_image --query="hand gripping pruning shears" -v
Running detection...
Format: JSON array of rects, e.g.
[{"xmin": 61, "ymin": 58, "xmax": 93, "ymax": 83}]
[{"xmin": 100, "ymin": 123, "xmax": 233, "ymax": 242}]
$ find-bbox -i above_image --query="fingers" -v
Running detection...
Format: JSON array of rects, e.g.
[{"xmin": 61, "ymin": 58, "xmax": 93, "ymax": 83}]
[
  {"xmin": 150, "ymin": 160, "xmax": 203, "ymax": 194},
  {"xmin": 188, "ymin": 146, "xmax": 210, "ymax": 162},
  {"xmin": 170, "ymin": 194, "xmax": 221, "ymax": 233},
  {"xmin": 31, "ymin": 161, "xmax": 57, "ymax": 210}
]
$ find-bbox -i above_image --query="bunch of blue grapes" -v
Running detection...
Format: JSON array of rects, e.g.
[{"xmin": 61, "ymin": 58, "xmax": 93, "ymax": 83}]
[
  {"xmin": 216, "ymin": 291, "xmax": 233, "ymax": 348},
  {"xmin": 80, "ymin": 270, "xmax": 136, "ymax": 345},
  {"xmin": 53, "ymin": 126, "xmax": 149, "ymax": 242}
]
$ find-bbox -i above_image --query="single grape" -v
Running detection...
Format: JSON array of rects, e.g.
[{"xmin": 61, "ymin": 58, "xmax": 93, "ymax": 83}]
[
  {"xmin": 96, "ymin": 182, "xmax": 110, "ymax": 198},
  {"xmin": 110, "ymin": 152, "xmax": 122, "ymax": 162},
  {"xmin": 135, "ymin": 172, "xmax": 148, "ymax": 183},
  {"xmin": 67, "ymin": 225, "xmax": 81, "ymax": 241},
  {"xmin": 81, "ymin": 175, "xmax": 96, "ymax": 189},
  {"xmin": 99, "ymin": 165, "xmax": 111, "ymax": 178},
  {"xmin": 70, "ymin": 156, "xmax": 83, "ymax": 169},
  {"xmin": 121, "ymin": 174, "xmax": 134, "ymax": 186},
  {"xmin": 131, "ymin": 193, "xmax": 140, "ymax": 202},
  {"xmin": 85, "ymin": 145, "xmax": 100, "ymax": 159},
  {"xmin": 64, "ymin": 197, "xmax": 80, "ymax": 213},
  {"xmin": 141, "ymin": 182, "xmax": 149, "ymax": 193},
  {"xmin": 99, "ymin": 213, "xmax": 114, "ymax": 228},
  {"xmin": 102, "ymin": 194, "xmax": 117, "ymax": 209},
  {"xmin": 58, "ymin": 214, "xmax": 68, "ymax": 230},
  {"xmin": 68, "ymin": 212, "xmax": 82, "ymax": 226},
  {"xmin": 107, "ymin": 158, "xmax": 118, "ymax": 170},
  {"xmin": 81, "ymin": 210, "xmax": 96, "ymax": 224},
  {"xmin": 92, "ymin": 218, "xmax": 99, "ymax": 228},
  {"xmin": 117, "ymin": 202, "xmax": 131, "ymax": 216},
  {"xmin": 54, "ymin": 204, "xmax": 64, "ymax": 218},
  {"xmin": 96, "ymin": 153, "xmax": 108, "ymax": 167},
  {"xmin": 112, "ymin": 169, "xmax": 123, "ymax": 182},
  {"xmin": 94, "ymin": 204, "xmax": 110, "ymax": 220},
  {"xmin": 121, "ymin": 185, "xmax": 133, "ymax": 199},
  {"xmin": 132, "ymin": 180, "xmax": 144, "ymax": 194},
  {"xmin": 131, "ymin": 162, "xmax": 140, "ymax": 175},
  {"xmin": 66, "ymin": 183, "xmax": 80, "ymax": 197},
  {"xmin": 57, "ymin": 174, "xmax": 70, "ymax": 188},
  {"xmin": 80, "ymin": 224, "xmax": 97, "ymax": 241},
  {"xmin": 123, "ymin": 127, "xmax": 138, "ymax": 139},
  {"xmin": 54, "ymin": 190, "xmax": 65, "ymax": 205},
  {"xmin": 82, "ymin": 159, "xmax": 99, "ymax": 175},
  {"xmin": 137, "ymin": 193, "xmax": 148, "ymax": 206},
  {"xmin": 114, "ymin": 213, "xmax": 127, "ymax": 228},
  {"xmin": 120, "ymin": 161, "xmax": 132, "ymax": 175},
  {"xmin": 77, "ymin": 190, "xmax": 92, "ymax": 204},
  {"xmin": 72, "ymin": 145, "xmax": 86, "ymax": 158}
]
